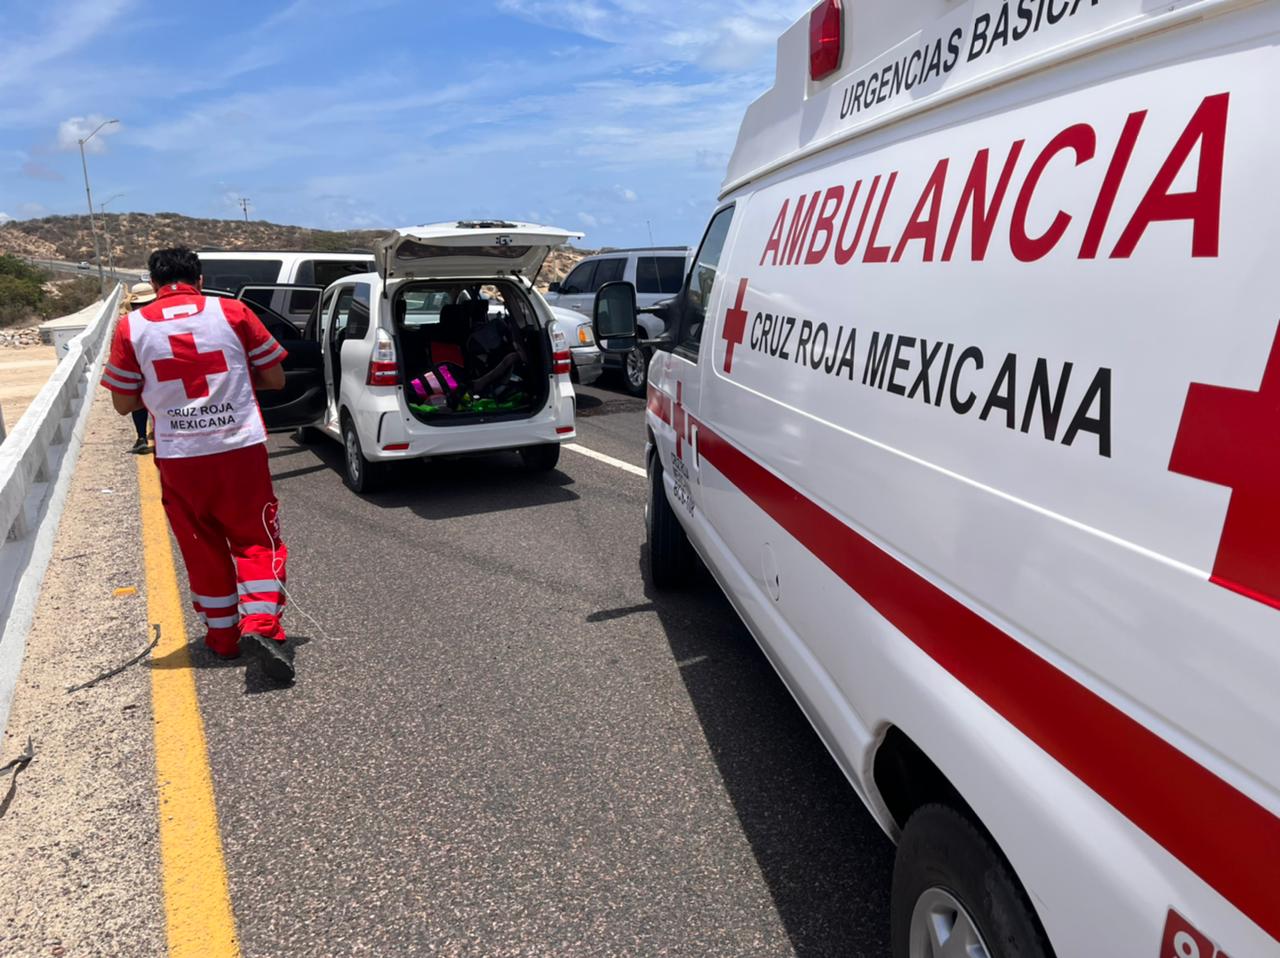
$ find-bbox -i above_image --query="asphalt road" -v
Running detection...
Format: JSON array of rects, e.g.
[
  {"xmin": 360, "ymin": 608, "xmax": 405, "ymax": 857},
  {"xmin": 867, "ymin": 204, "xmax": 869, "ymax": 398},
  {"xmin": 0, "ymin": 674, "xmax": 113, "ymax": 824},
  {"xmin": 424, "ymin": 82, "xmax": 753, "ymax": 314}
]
[
  {"xmin": 24, "ymin": 257, "xmax": 142, "ymax": 284},
  {"xmin": 191, "ymin": 377, "xmax": 895, "ymax": 957}
]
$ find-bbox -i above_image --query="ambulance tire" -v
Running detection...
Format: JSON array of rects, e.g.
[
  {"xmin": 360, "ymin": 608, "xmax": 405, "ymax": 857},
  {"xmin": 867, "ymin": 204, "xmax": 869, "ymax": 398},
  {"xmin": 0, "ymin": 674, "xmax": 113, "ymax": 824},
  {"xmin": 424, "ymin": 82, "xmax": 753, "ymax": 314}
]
[
  {"xmin": 891, "ymin": 804, "xmax": 1054, "ymax": 958},
  {"xmin": 647, "ymin": 453, "xmax": 697, "ymax": 589},
  {"xmin": 341, "ymin": 415, "xmax": 387, "ymax": 494},
  {"xmin": 520, "ymin": 443, "xmax": 561, "ymax": 472}
]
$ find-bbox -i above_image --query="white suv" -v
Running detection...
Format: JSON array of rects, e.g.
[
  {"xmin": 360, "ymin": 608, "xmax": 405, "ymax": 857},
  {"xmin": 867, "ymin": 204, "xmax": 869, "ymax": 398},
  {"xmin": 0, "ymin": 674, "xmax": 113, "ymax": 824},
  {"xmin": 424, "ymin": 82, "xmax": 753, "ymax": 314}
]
[
  {"xmin": 253, "ymin": 222, "xmax": 582, "ymax": 492},
  {"xmin": 546, "ymin": 247, "xmax": 690, "ymax": 395},
  {"xmin": 198, "ymin": 250, "xmax": 374, "ymax": 329}
]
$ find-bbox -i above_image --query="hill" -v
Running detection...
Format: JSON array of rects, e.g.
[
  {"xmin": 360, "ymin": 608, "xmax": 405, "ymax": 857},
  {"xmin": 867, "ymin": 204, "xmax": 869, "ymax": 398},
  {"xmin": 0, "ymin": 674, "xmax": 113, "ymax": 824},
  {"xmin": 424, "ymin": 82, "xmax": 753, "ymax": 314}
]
[
  {"xmin": 0, "ymin": 213, "xmax": 591, "ymax": 287},
  {"xmin": 0, "ymin": 213, "xmax": 387, "ymax": 270}
]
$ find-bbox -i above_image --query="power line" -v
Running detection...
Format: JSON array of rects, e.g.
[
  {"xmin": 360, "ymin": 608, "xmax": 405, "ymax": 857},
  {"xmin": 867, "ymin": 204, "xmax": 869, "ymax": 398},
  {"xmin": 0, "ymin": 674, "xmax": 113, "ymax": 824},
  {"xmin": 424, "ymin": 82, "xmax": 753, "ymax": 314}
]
[{"xmin": 238, "ymin": 197, "xmax": 251, "ymax": 222}]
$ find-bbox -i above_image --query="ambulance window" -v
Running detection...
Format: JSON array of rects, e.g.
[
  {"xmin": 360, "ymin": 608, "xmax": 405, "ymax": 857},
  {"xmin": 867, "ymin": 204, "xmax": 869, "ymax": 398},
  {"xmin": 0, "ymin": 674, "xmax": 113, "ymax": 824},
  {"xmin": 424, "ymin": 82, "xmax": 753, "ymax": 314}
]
[{"xmin": 680, "ymin": 207, "xmax": 734, "ymax": 356}]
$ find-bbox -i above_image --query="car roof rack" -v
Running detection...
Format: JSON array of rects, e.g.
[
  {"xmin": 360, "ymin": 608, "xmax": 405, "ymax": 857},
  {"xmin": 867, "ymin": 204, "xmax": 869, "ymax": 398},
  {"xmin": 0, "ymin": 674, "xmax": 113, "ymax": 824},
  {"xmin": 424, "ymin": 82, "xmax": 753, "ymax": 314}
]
[
  {"xmin": 195, "ymin": 247, "xmax": 376, "ymax": 255},
  {"xmin": 594, "ymin": 246, "xmax": 692, "ymax": 254}
]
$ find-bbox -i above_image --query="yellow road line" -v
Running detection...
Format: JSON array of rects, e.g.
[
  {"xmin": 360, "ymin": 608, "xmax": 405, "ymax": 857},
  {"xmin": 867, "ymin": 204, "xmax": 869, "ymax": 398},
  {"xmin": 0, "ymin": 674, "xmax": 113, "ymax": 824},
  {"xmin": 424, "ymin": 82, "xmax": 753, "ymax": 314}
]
[{"xmin": 137, "ymin": 458, "xmax": 241, "ymax": 958}]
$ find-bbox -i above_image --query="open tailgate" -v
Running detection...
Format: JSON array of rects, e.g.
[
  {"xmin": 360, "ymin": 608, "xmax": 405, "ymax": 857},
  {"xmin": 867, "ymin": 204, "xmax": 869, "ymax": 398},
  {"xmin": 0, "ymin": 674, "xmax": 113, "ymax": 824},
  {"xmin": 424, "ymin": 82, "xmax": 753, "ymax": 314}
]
[{"xmin": 377, "ymin": 221, "xmax": 584, "ymax": 281}]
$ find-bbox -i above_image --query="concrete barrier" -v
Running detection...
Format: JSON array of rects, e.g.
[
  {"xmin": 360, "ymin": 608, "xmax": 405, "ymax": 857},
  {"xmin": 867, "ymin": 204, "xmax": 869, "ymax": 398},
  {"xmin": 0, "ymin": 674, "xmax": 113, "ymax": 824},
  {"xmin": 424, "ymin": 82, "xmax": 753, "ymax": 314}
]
[{"xmin": 0, "ymin": 285, "xmax": 121, "ymax": 733}]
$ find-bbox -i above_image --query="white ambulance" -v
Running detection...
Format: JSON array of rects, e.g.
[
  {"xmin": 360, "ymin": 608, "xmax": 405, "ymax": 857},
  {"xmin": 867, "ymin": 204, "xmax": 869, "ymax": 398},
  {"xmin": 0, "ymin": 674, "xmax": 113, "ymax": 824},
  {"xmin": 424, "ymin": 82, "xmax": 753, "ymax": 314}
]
[{"xmin": 594, "ymin": 2, "xmax": 1279, "ymax": 956}]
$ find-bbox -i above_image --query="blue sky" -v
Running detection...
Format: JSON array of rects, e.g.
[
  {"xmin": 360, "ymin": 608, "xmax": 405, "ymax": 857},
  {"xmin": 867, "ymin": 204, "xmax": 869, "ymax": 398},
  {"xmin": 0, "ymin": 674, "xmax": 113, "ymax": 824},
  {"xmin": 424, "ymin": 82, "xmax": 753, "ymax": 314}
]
[{"xmin": 0, "ymin": 0, "xmax": 810, "ymax": 249}]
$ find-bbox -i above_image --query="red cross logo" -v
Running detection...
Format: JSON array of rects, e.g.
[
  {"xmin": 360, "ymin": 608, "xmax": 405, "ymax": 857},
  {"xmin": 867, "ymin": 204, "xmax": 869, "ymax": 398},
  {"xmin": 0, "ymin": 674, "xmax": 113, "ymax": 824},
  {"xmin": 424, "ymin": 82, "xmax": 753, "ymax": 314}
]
[
  {"xmin": 1168, "ymin": 321, "xmax": 1280, "ymax": 611},
  {"xmin": 153, "ymin": 333, "xmax": 229, "ymax": 400},
  {"xmin": 721, "ymin": 278, "xmax": 750, "ymax": 374},
  {"xmin": 673, "ymin": 381, "xmax": 688, "ymax": 460}
]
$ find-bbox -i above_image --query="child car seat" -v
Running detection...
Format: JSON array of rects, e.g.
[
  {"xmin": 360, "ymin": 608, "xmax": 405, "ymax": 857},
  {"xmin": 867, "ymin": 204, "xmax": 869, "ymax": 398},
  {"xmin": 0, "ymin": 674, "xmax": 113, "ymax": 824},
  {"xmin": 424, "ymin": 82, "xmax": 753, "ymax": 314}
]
[
  {"xmin": 465, "ymin": 313, "xmax": 528, "ymax": 399},
  {"xmin": 409, "ymin": 361, "xmax": 467, "ymax": 410},
  {"xmin": 428, "ymin": 304, "xmax": 469, "ymax": 367}
]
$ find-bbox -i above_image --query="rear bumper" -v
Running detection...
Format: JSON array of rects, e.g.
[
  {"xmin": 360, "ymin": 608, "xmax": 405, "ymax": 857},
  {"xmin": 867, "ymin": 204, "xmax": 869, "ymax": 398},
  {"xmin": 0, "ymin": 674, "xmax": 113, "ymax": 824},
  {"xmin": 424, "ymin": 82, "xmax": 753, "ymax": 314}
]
[{"xmin": 356, "ymin": 384, "xmax": 576, "ymax": 461}]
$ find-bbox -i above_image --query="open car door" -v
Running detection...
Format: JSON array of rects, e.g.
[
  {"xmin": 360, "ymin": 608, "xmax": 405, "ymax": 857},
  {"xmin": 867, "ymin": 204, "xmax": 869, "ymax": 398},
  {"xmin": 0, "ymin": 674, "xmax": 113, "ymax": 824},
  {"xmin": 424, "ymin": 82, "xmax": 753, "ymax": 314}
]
[{"xmin": 232, "ymin": 285, "xmax": 327, "ymax": 431}]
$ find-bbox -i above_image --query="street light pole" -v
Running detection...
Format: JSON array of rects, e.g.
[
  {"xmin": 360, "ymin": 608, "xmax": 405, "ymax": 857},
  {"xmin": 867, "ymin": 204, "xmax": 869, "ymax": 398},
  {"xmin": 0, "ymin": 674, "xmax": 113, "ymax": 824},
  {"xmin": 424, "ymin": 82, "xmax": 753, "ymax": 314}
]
[
  {"xmin": 77, "ymin": 118, "xmax": 119, "ymax": 296},
  {"xmin": 99, "ymin": 193, "xmax": 124, "ymax": 280}
]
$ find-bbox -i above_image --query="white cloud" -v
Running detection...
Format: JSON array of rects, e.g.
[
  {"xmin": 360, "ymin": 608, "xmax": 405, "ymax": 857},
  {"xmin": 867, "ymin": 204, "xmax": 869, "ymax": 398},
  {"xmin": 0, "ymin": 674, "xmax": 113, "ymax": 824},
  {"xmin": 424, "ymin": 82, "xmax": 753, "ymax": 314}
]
[
  {"xmin": 56, "ymin": 114, "xmax": 122, "ymax": 153},
  {"xmin": 0, "ymin": 0, "xmax": 806, "ymax": 246},
  {"xmin": 496, "ymin": 0, "xmax": 810, "ymax": 73},
  {"xmin": 0, "ymin": 212, "xmax": 12, "ymax": 224},
  {"xmin": 0, "ymin": 0, "xmax": 136, "ymax": 91}
]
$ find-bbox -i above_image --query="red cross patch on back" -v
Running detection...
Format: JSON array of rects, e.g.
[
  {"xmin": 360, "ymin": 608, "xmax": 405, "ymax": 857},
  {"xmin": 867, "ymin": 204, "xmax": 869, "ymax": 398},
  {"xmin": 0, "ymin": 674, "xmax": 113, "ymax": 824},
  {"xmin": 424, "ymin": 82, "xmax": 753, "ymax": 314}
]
[{"xmin": 153, "ymin": 333, "xmax": 229, "ymax": 401}]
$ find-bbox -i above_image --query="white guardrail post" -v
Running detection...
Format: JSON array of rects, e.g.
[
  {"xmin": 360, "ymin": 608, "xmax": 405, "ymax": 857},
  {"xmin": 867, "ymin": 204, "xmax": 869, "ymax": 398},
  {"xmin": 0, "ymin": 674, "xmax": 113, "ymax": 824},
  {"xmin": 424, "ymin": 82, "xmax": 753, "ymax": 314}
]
[{"xmin": 0, "ymin": 284, "xmax": 122, "ymax": 733}]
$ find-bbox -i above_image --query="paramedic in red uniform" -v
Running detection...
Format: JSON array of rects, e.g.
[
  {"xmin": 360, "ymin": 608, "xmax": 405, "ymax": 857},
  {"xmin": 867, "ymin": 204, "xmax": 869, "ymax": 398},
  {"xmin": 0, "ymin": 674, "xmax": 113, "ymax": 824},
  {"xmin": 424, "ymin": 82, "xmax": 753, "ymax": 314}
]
[{"xmin": 101, "ymin": 247, "xmax": 295, "ymax": 683}]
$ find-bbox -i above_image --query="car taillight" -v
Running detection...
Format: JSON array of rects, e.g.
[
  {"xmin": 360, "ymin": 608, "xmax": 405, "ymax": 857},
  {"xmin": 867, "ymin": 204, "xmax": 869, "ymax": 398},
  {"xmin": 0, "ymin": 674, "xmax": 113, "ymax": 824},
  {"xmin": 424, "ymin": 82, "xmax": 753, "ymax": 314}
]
[
  {"xmin": 551, "ymin": 325, "xmax": 572, "ymax": 375},
  {"xmin": 366, "ymin": 328, "xmax": 401, "ymax": 386},
  {"xmin": 809, "ymin": 0, "xmax": 843, "ymax": 82}
]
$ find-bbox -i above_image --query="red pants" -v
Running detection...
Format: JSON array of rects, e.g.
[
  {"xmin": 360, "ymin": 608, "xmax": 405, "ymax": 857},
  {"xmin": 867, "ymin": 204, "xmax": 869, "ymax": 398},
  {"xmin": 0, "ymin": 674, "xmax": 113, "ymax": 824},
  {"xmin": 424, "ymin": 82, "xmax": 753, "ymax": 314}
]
[{"xmin": 156, "ymin": 443, "xmax": 287, "ymax": 655}]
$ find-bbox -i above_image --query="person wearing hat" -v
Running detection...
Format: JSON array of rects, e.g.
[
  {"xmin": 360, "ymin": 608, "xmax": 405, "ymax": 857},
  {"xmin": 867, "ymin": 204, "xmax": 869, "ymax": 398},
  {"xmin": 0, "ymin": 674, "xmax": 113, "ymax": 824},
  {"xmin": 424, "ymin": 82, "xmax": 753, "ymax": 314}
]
[{"xmin": 123, "ymin": 282, "xmax": 157, "ymax": 453}]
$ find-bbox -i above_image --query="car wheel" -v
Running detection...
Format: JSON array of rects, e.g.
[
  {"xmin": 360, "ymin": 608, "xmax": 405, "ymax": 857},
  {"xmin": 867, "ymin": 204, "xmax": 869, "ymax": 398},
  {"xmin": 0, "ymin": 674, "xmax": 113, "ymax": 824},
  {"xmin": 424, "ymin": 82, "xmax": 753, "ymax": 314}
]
[
  {"xmin": 891, "ymin": 804, "xmax": 1054, "ymax": 958},
  {"xmin": 294, "ymin": 425, "xmax": 321, "ymax": 445},
  {"xmin": 519, "ymin": 443, "xmax": 561, "ymax": 472},
  {"xmin": 646, "ymin": 451, "xmax": 697, "ymax": 589},
  {"xmin": 341, "ymin": 416, "xmax": 385, "ymax": 493},
  {"xmin": 622, "ymin": 345, "xmax": 650, "ymax": 397}
]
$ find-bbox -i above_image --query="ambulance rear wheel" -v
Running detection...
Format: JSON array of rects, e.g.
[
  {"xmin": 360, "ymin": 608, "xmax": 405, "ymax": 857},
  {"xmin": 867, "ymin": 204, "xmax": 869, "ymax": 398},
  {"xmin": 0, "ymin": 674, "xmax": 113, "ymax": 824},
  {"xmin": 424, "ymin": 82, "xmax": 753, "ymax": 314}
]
[
  {"xmin": 341, "ymin": 416, "xmax": 386, "ymax": 493},
  {"xmin": 646, "ymin": 452, "xmax": 696, "ymax": 589},
  {"xmin": 891, "ymin": 804, "xmax": 1053, "ymax": 958}
]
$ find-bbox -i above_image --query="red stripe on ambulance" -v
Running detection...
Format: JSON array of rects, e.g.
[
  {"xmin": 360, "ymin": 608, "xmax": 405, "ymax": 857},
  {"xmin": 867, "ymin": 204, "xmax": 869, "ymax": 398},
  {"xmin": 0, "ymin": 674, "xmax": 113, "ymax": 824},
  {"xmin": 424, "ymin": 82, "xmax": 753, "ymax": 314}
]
[{"xmin": 695, "ymin": 423, "xmax": 1280, "ymax": 942}]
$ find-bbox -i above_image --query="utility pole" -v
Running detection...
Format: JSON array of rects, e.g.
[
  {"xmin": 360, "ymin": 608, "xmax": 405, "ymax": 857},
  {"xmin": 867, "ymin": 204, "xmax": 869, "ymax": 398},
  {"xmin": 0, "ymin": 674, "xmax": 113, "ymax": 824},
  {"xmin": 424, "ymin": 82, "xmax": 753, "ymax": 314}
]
[
  {"xmin": 77, "ymin": 118, "xmax": 119, "ymax": 296},
  {"xmin": 239, "ymin": 197, "xmax": 251, "ymax": 222}
]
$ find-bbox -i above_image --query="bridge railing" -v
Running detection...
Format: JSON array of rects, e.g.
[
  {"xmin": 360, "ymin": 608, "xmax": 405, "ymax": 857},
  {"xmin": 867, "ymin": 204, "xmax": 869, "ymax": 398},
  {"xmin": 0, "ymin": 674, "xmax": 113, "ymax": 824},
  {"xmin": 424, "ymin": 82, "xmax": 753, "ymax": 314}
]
[
  {"xmin": 0, "ymin": 284, "xmax": 121, "ymax": 733},
  {"xmin": 0, "ymin": 285, "xmax": 121, "ymax": 543}
]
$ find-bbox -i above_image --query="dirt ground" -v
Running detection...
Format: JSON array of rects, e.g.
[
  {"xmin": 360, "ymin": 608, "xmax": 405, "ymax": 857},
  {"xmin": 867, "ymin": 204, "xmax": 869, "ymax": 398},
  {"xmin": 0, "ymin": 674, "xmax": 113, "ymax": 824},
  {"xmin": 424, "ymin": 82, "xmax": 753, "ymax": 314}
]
[
  {"xmin": 0, "ymin": 392, "xmax": 165, "ymax": 956},
  {"xmin": 0, "ymin": 343, "xmax": 59, "ymax": 435}
]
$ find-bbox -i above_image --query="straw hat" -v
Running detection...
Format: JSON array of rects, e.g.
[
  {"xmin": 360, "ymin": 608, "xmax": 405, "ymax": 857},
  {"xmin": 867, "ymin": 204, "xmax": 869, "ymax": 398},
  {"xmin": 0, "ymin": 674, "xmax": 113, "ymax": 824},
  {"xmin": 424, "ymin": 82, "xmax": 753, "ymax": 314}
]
[{"xmin": 127, "ymin": 282, "xmax": 156, "ymax": 308}]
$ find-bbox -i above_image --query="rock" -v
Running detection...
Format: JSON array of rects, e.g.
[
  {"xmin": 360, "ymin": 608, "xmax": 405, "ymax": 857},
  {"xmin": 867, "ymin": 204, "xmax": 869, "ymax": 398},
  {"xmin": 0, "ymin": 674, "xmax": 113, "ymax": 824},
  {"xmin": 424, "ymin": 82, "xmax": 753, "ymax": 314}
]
[{"xmin": 0, "ymin": 325, "xmax": 43, "ymax": 349}]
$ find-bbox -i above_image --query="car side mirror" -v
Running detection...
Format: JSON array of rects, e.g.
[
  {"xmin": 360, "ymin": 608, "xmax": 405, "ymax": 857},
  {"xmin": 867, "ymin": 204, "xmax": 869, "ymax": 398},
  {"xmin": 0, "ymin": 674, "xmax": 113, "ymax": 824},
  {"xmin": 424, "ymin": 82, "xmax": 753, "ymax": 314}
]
[
  {"xmin": 593, "ymin": 281, "xmax": 638, "ymax": 354},
  {"xmin": 547, "ymin": 281, "xmax": 562, "ymax": 294}
]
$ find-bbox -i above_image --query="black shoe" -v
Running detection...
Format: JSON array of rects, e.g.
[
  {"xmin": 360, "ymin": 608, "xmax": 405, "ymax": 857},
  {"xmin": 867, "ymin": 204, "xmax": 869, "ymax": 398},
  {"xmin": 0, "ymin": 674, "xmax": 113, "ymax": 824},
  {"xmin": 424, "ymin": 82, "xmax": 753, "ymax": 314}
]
[
  {"xmin": 243, "ymin": 632, "xmax": 295, "ymax": 683},
  {"xmin": 130, "ymin": 437, "xmax": 150, "ymax": 454}
]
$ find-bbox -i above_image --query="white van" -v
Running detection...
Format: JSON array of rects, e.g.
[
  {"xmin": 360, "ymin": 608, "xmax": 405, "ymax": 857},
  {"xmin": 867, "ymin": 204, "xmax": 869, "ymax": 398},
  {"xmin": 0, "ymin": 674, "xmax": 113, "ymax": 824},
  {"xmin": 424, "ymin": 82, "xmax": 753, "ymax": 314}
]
[
  {"xmin": 254, "ymin": 222, "xmax": 581, "ymax": 492},
  {"xmin": 594, "ymin": 2, "xmax": 1280, "ymax": 956},
  {"xmin": 198, "ymin": 250, "xmax": 374, "ymax": 329}
]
